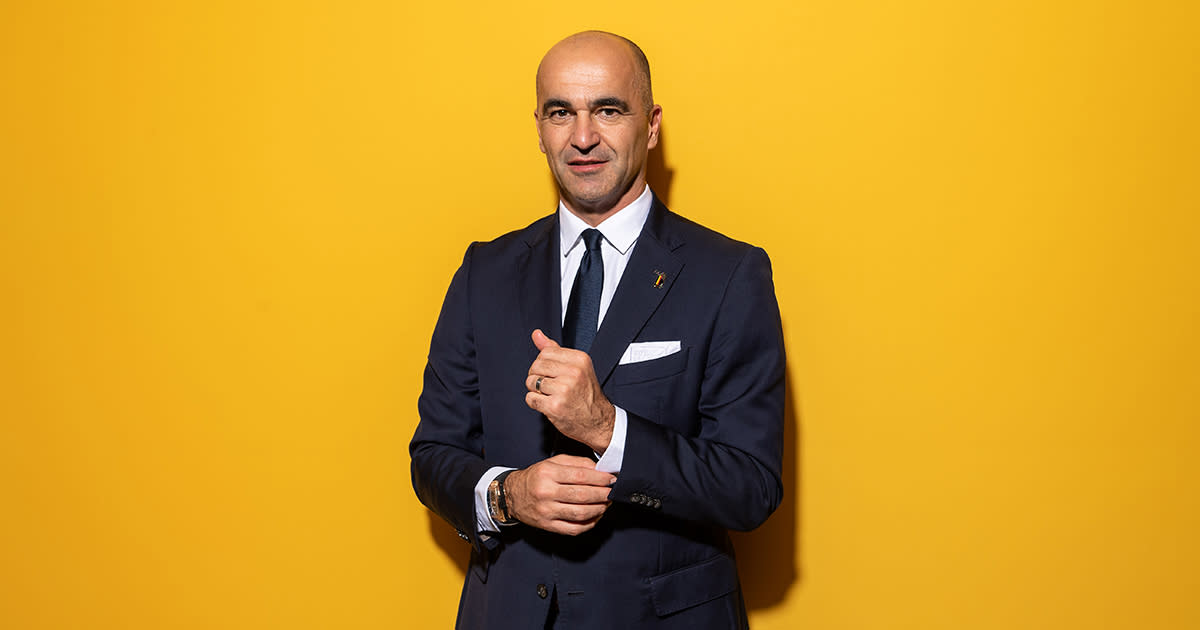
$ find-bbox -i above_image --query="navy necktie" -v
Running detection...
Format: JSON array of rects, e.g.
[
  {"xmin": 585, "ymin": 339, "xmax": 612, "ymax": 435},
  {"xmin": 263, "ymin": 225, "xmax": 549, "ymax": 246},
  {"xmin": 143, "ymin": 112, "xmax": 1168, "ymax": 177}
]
[{"xmin": 563, "ymin": 228, "xmax": 604, "ymax": 353}]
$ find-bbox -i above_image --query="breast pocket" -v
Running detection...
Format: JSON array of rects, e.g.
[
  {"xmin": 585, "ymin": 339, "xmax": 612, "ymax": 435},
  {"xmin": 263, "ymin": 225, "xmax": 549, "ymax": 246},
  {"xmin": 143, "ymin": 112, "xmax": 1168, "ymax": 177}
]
[{"xmin": 611, "ymin": 346, "xmax": 690, "ymax": 386}]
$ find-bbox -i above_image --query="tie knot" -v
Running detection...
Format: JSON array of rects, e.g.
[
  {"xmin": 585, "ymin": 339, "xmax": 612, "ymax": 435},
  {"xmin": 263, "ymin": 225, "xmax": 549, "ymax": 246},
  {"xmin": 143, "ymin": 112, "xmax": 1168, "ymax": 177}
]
[{"xmin": 581, "ymin": 228, "xmax": 604, "ymax": 252}]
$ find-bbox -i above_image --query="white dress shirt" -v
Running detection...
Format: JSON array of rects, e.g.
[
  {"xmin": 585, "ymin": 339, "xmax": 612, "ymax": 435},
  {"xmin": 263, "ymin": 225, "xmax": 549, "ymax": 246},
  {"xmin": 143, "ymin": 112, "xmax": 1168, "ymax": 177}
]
[{"xmin": 473, "ymin": 185, "xmax": 653, "ymax": 533}]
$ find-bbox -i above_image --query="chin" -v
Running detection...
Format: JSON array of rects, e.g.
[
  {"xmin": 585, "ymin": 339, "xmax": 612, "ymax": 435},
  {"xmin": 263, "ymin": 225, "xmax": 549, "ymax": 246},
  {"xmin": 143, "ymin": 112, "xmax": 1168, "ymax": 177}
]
[{"xmin": 562, "ymin": 186, "xmax": 606, "ymax": 204}]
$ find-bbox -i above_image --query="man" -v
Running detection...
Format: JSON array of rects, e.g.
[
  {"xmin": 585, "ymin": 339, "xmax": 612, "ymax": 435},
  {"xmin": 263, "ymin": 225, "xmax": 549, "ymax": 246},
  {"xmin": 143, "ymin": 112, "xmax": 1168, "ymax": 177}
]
[{"xmin": 411, "ymin": 31, "xmax": 785, "ymax": 629}]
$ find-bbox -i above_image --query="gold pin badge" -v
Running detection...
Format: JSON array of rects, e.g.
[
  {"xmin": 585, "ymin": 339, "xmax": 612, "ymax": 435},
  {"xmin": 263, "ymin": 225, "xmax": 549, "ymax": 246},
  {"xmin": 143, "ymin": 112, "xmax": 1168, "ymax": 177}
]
[{"xmin": 653, "ymin": 270, "xmax": 666, "ymax": 288}]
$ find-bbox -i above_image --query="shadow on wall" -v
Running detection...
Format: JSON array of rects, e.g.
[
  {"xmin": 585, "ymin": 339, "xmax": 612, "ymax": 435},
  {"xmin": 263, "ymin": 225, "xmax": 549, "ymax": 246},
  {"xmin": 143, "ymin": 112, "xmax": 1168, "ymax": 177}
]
[
  {"xmin": 646, "ymin": 123, "xmax": 674, "ymax": 207},
  {"xmin": 421, "ymin": 126, "xmax": 802, "ymax": 609},
  {"xmin": 731, "ymin": 366, "xmax": 802, "ymax": 610},
  {"xmin": 426, "ymin": 500, "xmax": 471, "ymax": 576}
]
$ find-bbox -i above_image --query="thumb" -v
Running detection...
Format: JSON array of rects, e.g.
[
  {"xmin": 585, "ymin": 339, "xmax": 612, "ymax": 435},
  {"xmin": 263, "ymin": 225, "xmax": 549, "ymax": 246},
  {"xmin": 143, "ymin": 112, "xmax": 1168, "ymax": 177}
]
[{"xmin": 531, "ymin": 329, "xmax": 560, "ymax": 351}]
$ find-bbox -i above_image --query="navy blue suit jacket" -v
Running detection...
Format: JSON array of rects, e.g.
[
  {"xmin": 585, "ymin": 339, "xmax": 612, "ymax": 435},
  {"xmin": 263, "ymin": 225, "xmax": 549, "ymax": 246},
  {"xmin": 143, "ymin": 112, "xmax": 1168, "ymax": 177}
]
[{"xmin": 411, "ymin": 198, "xmax": 785, "ymax": 629}]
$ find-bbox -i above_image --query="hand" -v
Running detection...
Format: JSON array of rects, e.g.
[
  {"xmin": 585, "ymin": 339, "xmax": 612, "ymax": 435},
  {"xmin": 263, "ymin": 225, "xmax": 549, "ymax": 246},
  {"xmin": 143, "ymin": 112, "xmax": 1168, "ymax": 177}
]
[
  {"xmin": 505, "ymin": 455, "xmax": 616, "ymax": 536},
  {"xmin": 525, "ymin": 329, "xmax": 616, "ymax": 453}
]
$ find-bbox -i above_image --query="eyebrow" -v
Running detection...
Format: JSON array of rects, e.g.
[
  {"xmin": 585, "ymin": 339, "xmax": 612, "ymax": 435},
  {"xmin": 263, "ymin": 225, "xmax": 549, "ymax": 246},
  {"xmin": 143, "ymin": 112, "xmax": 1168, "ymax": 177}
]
[
  {"xmin": 591, "ymin": 97, "xmax": 630, "ymax": 111},
  {"xmin": 540, "ymin": 97, "xmax": 632, "ymax": 116},
  {"xmin": 541, "ymin": 99, "xmax": 572, "ymax": 116}
]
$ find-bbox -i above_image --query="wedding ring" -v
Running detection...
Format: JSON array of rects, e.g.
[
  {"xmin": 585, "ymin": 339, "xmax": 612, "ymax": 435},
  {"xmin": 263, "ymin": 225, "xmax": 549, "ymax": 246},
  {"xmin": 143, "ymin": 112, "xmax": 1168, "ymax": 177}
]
[{"xmin": 535, "ymin": 376, "xmax": 544, "ymax": 393}]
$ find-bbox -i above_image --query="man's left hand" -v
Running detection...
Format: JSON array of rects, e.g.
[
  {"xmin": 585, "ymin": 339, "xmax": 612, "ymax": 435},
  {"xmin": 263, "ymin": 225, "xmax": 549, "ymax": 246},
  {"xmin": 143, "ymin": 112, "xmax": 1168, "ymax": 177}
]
[{"xmin": 525, "ymin": 329, "xmax": 615, "ymax": 454}]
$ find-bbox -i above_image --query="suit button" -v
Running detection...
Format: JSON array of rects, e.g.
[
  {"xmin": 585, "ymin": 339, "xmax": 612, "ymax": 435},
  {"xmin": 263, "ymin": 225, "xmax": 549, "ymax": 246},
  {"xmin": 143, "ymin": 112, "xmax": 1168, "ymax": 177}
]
[
  {"xmin": 456, "ymin": 530, "xmax": 469, "ymax": 541},
  {"xmin": 537, "ymin": 584, "xmax": 548, "ymax": 599}
]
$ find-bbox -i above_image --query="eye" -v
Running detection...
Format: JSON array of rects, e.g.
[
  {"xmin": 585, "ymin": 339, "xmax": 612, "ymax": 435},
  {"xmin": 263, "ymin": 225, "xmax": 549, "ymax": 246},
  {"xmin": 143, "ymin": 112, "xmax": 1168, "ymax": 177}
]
[
  {"xmin": 547, "ymin": 109, "xmax": 571, "ymax": 121},
  {"xmin": 596, "ymin": 108, "xmax": 623, "ymax": 119}
]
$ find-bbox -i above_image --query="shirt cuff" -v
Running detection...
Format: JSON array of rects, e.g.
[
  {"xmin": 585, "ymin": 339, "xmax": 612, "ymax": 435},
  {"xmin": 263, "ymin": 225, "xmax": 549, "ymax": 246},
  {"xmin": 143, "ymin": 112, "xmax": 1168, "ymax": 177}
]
[
  {"xmin": 474, "ymin": 465, "xmax": 516, "ymax": 534},
  {"xmin": 594, "ymin": 405, "xmax": 628, "ymax": 474}
]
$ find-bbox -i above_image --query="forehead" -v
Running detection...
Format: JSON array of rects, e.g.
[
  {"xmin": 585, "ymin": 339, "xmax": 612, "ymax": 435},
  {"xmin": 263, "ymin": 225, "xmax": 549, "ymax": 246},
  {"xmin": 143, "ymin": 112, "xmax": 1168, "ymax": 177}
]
[{"xmin": 536, "ymin": 48, "xmax": 638, "ymax": 104}]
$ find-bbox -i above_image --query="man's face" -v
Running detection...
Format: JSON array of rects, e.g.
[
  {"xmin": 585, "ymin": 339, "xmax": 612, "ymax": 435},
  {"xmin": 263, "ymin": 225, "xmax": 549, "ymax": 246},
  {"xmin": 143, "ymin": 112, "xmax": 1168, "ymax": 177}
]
[{"xmin": 535, "ymin": 40, "xmax": 661, "ymax": 220}]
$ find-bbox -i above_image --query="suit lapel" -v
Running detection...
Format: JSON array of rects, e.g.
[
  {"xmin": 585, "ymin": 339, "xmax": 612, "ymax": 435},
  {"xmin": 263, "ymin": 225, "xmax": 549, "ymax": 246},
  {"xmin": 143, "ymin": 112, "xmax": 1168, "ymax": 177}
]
[
  {"xmin": 517, "ymin": 214, "xmax": 562, "ymax": 364},
  {"xmin": 590, "ymin": 200, "xmax": 685, "ymax": 386}
]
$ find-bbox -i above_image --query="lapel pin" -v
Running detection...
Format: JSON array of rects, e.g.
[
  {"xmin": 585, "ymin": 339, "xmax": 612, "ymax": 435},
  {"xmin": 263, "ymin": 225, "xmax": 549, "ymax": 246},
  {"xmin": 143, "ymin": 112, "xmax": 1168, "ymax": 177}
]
[{"xmin": 653, "ymin": 270, "xmax": 666, "ymax": 289}]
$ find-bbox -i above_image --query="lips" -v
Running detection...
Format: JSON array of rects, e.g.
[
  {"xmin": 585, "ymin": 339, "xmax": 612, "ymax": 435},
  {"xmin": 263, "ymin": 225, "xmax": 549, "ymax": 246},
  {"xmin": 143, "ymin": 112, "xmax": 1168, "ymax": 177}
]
[{"xmin": 567, "ymin": 159, "xmax": 608, "ymax": 173}]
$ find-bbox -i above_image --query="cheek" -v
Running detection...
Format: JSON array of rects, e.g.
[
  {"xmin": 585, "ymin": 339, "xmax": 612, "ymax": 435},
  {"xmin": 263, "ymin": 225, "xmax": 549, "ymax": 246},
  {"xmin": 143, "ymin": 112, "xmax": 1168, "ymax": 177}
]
[
  {"xmin": 613, "ymin": 130, "xmax": 641, "ymax": 156},
  {"xmin": 537, "ymin": 125, "xmax": 559, "ymax": 151},
  {"xmin": 544, "ymin": 131, "xmax": 573, "ymax": 157}
]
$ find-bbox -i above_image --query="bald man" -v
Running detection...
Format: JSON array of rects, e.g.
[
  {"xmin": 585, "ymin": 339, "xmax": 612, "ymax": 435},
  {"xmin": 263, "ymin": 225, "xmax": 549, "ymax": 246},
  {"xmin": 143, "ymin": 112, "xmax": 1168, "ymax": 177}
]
[{"xmin": 411, "ymin": 31, "xmax": 785, "ymax": 629}]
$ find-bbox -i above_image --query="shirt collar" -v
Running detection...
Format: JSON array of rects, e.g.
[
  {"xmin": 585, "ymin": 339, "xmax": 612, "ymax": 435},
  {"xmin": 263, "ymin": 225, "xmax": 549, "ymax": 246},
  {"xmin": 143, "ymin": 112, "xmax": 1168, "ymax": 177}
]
[{"xmin": 558, "ymin": 185, "xmax": 653, "ymax": 257}]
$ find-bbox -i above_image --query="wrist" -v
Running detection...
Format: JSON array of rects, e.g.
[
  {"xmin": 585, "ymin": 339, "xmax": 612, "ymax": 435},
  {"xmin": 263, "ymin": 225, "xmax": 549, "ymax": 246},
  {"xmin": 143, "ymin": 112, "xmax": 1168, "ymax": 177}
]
[{"xmin": 590, "ymin": 402, "xmax": 617, "ymax": 453}]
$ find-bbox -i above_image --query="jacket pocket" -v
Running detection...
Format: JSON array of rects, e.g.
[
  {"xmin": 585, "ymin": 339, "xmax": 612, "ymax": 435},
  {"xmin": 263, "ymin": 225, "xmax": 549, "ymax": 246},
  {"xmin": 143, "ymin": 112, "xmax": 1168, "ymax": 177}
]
[
  {"xmin": 647, "ymin": 553, "xmax": 738, "ymax": 617},
  {"xmin": 611, "ymin": 347, "xmax": 690, "ymax": 386}
]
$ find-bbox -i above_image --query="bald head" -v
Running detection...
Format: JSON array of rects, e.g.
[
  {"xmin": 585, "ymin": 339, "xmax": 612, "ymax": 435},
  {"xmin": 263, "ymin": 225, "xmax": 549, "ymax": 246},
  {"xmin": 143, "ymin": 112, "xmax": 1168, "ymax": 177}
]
[{"xmin": 537, "ymin": 31, "xmax": 653, "ymax": 115}]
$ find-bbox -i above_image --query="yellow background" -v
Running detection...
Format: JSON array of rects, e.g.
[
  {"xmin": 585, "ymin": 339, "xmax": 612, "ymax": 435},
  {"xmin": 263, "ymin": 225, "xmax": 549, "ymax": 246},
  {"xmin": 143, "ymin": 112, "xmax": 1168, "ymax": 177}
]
[{"xmin": 2, "ymin": 1, "xmax": 1197, "ymax": 628}]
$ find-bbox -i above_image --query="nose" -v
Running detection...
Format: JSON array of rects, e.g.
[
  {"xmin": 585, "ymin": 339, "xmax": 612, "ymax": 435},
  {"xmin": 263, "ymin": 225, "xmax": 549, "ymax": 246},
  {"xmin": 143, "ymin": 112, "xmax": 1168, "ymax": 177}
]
[{"xmin": 570, "ymin": 114, "xmax": 600, "ymax": 153}]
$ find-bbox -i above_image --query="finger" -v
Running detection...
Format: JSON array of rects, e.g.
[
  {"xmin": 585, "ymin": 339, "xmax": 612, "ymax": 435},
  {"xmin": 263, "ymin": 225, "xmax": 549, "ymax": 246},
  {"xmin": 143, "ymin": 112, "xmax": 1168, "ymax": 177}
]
[
  {"xmin": 526, "ymin": 391, "xmax": 567, "ymax": 420},
  {"xmin": 549, "ymin": 516, "xmax": 603, "ymax": 537},
  {"xmin": 556, "ymin": 484, "xmax": 615, "ymax": 505},
  {"xmin": 546, "ymin": 454, "xmax": 599, "ymax": 468},
  {"xmin": 525, "ymin": 374, "xmax": 553, "ymax": 395},
  {"xmin": 528, "ymin": 353, "xmax": 569, "ymax": 378},
  {"xmin": 531, "ymin": 353, "xmax": 594, "ymax": 386},
  {"xmin": 551, "ymin": 501, "xmax": 608, "ymax": 523},
  {"xmin": 555, "ymin": 508, "xmax": 608, "ymax": 535},
  {"xmin": 550, "ymin": 463, "xmax": 617, "ymax": 487},
  {"xmin": 531, "ymin": 329, "xmax": 561, "ymax": 352}
]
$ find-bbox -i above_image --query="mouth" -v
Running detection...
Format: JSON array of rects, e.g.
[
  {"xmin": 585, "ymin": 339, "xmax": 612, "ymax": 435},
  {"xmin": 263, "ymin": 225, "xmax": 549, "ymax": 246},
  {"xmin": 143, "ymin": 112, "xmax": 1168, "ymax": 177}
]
[{"xmin": 567, "ymin": 159, "xmax": 608, "ymax": 173}]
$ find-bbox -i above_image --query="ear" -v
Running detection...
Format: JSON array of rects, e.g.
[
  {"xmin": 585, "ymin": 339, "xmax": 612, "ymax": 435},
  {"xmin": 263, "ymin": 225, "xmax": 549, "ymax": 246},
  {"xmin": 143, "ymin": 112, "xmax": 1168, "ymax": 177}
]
[
  {"xmin": 534, "ymin": 109, "xmax": 547, "ymax": 154},
  {"xmin": 646, "ymin": 104, "xmax": 663, "ymax": 150}
]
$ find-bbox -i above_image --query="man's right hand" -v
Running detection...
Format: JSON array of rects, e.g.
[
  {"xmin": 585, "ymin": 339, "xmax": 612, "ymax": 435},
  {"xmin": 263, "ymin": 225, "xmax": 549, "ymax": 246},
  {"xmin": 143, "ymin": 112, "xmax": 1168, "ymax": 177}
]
[{"xmin": 505, "ymin": 455, "xmax": 616, "ymax": 536}]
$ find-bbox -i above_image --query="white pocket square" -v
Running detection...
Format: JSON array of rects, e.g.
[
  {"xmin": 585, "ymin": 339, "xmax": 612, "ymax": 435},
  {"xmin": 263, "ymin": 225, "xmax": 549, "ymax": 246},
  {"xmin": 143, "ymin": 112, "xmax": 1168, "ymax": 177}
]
[{"xmin": 618, "ymin": 341, "xmax": 682, "ymax": 365}]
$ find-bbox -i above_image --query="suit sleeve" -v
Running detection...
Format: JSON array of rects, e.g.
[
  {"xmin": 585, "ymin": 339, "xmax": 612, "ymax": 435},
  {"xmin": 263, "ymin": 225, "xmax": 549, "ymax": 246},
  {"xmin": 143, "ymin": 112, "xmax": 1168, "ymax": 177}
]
[
  {"xmin": 612, "ymin": 246, "xmax": 786, "ymax": 532},
  {"xmin": 409, "ymin": 244, "xmax": 496, "ymax": 553}
]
